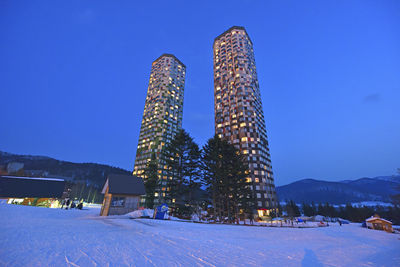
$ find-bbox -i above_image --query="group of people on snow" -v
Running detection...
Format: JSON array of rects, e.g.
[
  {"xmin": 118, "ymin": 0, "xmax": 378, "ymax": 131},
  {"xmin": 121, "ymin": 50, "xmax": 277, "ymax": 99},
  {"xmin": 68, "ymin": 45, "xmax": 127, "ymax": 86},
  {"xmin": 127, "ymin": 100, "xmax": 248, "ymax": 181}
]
[{"xmin": 61, "ymin": 198, "xmax": 83, "ymax": 210}]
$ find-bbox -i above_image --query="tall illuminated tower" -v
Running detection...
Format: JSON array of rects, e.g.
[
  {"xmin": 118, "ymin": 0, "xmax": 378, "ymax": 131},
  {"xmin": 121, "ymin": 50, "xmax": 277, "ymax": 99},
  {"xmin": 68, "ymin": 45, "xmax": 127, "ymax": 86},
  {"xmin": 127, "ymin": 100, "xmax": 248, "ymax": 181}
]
[
  {"xmin": 213, "ymin": 26, "xmax": 277, "ymax": 215},
  {"xmin": 133, "ymin": 54, "xmax": 186, "ymax": 204}
]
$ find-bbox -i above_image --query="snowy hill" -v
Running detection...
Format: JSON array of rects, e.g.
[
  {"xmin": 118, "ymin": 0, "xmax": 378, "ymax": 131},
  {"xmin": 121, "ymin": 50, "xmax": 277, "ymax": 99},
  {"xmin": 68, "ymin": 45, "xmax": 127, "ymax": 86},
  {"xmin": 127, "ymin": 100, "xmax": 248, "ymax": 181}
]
[{"xmin": 276, "ymin": 176, "xmax": 400, "ymax": 204}]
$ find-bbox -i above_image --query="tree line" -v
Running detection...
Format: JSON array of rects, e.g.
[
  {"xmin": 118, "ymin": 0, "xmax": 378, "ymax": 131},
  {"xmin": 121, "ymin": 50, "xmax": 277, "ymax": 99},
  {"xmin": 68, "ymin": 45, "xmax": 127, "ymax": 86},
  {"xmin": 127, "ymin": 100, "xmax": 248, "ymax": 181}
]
[
  {"xmin": 142, "ymin": 129, "xmax": 255, "ymax": 223},
  {"xmin": 282, "ymin": 201, "xmax": 400, "ymax": 224}
]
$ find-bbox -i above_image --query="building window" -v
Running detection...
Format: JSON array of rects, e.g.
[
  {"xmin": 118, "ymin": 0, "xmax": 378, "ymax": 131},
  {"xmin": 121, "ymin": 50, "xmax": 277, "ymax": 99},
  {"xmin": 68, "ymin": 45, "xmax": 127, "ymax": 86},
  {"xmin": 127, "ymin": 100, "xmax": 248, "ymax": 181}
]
[{"xmin": 111, "ymin": 197, "xmax": 125, "ymax": 207}]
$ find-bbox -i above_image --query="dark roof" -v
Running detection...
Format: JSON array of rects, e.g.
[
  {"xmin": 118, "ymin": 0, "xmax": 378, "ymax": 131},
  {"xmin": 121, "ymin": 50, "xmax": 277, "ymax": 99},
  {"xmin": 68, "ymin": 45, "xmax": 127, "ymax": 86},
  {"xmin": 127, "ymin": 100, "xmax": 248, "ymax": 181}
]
[
  {"xmin": 103, "ymin": 174, "xmax": 145, "ymax": 196},
  {"xmin": 0, "ymin": 176, "xmax": 65, "ymax": 198},
  {"xmin": 213, "ymin": 26, "xmax": 253, "ymax": 45},
  {"xmin": 152, "ymin": 53, "xmax": 186, "ymax": 68}
]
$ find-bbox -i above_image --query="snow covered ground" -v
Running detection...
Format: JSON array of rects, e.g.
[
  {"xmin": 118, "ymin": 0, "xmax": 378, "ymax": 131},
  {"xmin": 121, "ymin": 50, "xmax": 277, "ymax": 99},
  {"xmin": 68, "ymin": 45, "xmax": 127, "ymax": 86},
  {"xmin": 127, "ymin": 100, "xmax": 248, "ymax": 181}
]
[{"xmin": 0, "ymin": 204, "xmax": 399, "ymax": 267}]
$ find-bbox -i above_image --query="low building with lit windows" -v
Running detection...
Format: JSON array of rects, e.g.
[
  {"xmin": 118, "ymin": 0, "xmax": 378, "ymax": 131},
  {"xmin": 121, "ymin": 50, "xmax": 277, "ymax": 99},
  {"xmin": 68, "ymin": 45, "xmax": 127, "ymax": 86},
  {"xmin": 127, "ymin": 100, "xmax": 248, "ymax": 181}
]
[
  {"xmin": 366, "ymin": 214, "xmax": 393, "ymax": 233},
  {"xmin": 100, "ymin": 174, "xmax": 145, "ymax": 216}
]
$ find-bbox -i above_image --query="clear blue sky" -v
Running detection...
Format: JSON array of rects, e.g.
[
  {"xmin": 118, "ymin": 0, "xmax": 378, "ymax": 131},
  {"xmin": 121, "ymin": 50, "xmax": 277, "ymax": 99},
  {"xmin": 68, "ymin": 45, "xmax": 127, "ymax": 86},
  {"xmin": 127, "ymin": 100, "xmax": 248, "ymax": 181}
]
[{"xmin": 1, "ymin": 1, "xmax": 399, "ymax": 185}]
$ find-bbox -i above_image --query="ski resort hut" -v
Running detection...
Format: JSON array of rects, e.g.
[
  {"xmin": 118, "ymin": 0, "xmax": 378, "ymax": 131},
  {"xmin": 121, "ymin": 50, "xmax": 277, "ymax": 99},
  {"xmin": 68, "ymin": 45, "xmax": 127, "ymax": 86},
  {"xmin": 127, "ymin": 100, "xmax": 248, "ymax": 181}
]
[
  {"xmin": 100, "ymin": 174, "xmax": 145, "ymax": 216},
  {"xmin": 365, "ymin": 214, "xmax": 393, "ymax": 233}
]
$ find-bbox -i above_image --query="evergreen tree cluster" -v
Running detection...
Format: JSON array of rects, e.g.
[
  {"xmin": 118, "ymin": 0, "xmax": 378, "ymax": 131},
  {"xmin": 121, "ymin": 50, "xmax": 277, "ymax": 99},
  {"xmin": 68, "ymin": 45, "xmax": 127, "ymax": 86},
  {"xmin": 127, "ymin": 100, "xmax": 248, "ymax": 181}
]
[
  {"xmin": 65, "ymin": 181, "xmax": 103, "ymax": 204},
  {"xmin": 163, "ymin": 130, "xmax": 202, "ymax": 217},
  {"xmin": 142, "ymin": 129, "xmax": 255, "ymax": 222},
  {"xmin": 201, "ymin": 136, "xmax": 255, "ymax": 223},
  {"xmin": 284, "ymin": 200, "xmax": 300, "ymax": 218}
]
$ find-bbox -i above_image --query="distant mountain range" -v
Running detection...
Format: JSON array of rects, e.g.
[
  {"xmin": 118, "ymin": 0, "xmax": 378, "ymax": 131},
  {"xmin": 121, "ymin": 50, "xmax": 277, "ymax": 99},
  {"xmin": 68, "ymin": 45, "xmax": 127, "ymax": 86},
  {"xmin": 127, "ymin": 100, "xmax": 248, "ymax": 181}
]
[
  {"xmin": 0, "ymin": 151, "xmax": 131, "ymax": 188},
  {"xmin": 1, "ymin": 150, "xmax": 399, "ymax": 204},
  {"xmin": 276, "ymin": 176, "xmax": 400, "ymax": 205}
]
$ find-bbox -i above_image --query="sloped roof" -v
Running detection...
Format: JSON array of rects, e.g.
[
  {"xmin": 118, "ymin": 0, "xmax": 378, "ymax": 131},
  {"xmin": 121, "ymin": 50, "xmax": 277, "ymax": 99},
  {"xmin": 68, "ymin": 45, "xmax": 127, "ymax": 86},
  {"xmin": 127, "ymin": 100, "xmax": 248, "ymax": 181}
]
[
  {"xmin": 0, "ymin": 175, "xmax": 65, "ymax": 198},
  {"xmin": 102, "ymin": 174, "xmax": 145, "ymax": 196},
  {"xmin": 366, "ymin": 216, "xmax": 392, "ymax": 224}
]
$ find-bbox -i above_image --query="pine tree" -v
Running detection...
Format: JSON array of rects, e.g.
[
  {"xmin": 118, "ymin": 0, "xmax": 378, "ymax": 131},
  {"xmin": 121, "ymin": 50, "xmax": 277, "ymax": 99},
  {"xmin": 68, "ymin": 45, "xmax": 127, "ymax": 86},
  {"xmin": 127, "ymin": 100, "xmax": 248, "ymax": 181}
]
[
  {"xmin": 226, "ymin": 145, "xmax": 254, "ymax": 223},
  {"xmin": 311, "ymin": 202, "xmax": 317, "ymax": 216},
  {"xmin": 142, "ymin": 153, "xmax": 159, "ymax": 209},
  {"xmin": 317, "ymin": 203, "xmax": 325, "ymax": 216},
  {"xmin": 201, "ymin": 135, "xmax": 225, "ymax": 221},
  {"xmin": 276, "ymin": 202, "xmax": 283, "ymax": 217},
  {"xmin": 163, "ymin": 129, "xmax": 201, "ymax": 217},
  {"xmin": 201, "ymin": 136, "xmax": 253, "ymax": 223},
  {"xmin": 302, "ymin": 202, "xmax": 314, "ymax": 216},
  {"xmin": 285, "ymin": 200, "xmax": 300, "ymax": 218}
]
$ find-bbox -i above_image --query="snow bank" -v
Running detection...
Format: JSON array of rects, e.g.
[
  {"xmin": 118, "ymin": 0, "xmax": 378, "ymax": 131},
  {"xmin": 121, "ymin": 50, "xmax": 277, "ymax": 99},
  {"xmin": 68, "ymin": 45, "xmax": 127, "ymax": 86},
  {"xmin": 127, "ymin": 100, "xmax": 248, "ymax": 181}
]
[
  {"xmin": 127, "ymin": 209, "xmax": 183, "ymax": 221},
  {"xmin": 127, "ymin": 208, "xmax": 154, "ymax": 219},
  {"xmin": 83, "ymin": 203, "xmax": 102, "ymax": 209}
]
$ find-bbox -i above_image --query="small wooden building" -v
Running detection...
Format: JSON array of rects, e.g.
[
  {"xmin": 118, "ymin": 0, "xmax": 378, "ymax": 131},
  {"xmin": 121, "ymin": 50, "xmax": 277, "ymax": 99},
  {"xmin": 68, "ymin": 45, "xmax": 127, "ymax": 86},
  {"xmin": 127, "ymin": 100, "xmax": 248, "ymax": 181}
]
[
  {"xmin": 366, "ymin": 214, "xmax": 393, "ymax": 233},
  {"xmin": 100, "ymin": 174, "xmax": 145, "ymax": 216}
]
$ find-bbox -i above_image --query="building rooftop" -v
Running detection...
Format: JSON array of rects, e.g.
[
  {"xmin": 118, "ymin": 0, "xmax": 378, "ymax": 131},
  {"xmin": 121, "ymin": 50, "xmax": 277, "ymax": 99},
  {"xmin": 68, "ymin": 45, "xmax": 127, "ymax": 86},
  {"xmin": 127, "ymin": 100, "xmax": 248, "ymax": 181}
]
[
  {"xmin": 102, "ymin": 174, "xmax": 145, "ymax": 196},
  {"xmin": 152, "ymin": 54, "xmax": 186, "ymax": 68},
  {"xmin": 1, "ymin": 175, "xmax": 64, "ymax": 182},
  {"xmin": 214, "ymin": 26, "xmax": 253, "ymax": 45},
  {"xmin": 366, "ymin": 215, "xmax": 392, "ymax": 224},
  {"xmin": 0, "ymin": 175, "xmax": 65, "ymax": 198}
]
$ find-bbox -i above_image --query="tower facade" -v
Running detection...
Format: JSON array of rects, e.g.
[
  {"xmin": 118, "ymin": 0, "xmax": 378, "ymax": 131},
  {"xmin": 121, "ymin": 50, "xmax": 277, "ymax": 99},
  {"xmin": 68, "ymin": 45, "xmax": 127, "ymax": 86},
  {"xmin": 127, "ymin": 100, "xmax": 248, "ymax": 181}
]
[
  {"xmin": 213, "ymin": 26, "xmax": 278, "ymax": 214},
  {"xmin": 133, "ymin": 54, "xmax": 186, "ymax": 204}
]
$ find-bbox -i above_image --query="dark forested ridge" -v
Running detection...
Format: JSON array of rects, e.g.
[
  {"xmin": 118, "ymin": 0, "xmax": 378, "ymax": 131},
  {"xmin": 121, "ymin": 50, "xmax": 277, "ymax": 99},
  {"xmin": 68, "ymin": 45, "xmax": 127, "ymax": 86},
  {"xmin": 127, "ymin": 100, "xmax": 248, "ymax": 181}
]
[
  {"xmin": 276, "ymin": 176, "xmax": 400, "ymax": 204},
  {"xmin": 2, "ymin": 150, "xmax": 399, "ymax": 205},
  {"xmin": 0, "ymin": 151, "xmax": 131, "ymax": 188}
]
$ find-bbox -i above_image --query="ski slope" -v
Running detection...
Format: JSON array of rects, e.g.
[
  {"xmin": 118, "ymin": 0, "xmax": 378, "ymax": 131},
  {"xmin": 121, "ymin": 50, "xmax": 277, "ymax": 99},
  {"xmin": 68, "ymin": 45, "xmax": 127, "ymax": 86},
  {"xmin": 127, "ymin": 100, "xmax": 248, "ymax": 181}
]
[{"xmin": 0, "ymin": 204, "xmax": 398, "ymax": 266}]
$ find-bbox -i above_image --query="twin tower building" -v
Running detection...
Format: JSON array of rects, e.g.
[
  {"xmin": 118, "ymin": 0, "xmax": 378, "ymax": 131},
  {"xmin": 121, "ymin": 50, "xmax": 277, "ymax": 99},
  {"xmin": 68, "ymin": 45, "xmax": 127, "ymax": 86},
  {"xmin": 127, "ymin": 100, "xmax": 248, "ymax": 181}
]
[{"xmin": 132, "ymin": 26, "xmax": 278, "ymax": 215}]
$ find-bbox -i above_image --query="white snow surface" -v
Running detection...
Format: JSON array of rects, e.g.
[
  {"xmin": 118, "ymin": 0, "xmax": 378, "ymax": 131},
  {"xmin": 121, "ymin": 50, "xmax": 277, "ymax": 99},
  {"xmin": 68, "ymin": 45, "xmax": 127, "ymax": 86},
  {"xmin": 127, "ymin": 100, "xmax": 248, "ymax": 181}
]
[
  {"xmin": 0, "ymin": 204, "xmax": 399, "ymax": 267},
  {"xmin": 128, "ymin": 208, "xmax": 154, "ymax": 219}
]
